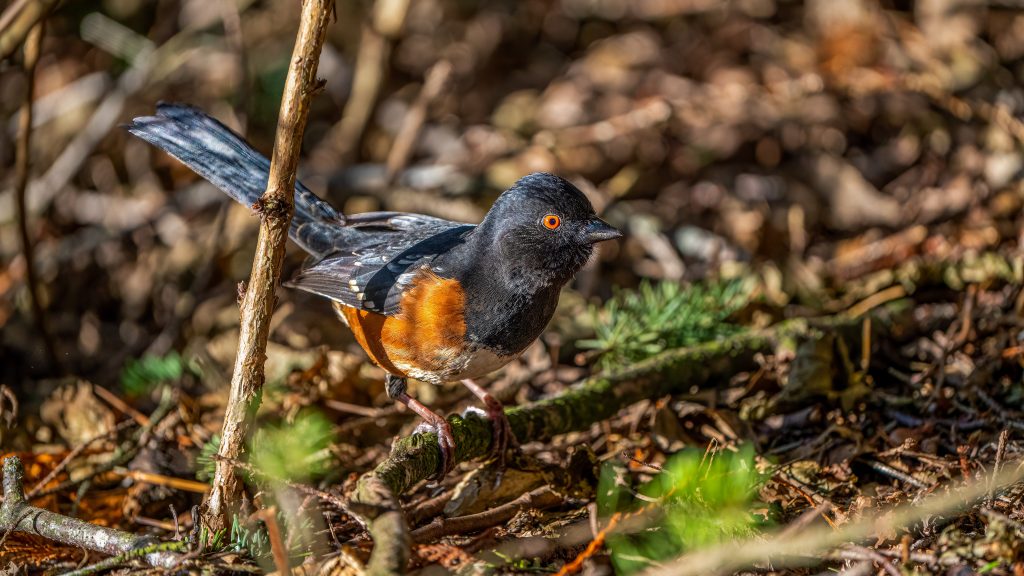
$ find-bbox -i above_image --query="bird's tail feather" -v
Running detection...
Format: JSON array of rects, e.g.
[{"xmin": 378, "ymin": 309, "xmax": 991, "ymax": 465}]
[{"xmin": 126, "ymin": 103, "xmax": 345, "ymax": 257}]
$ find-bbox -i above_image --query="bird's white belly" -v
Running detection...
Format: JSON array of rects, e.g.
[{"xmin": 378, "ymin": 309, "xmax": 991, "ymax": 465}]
[{"xmin": 398, "ymin": 347, "xmax": 516, "ymax": 384}]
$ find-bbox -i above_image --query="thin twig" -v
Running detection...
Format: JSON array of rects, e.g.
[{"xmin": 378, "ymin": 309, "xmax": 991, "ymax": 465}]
[
  {"xmin": 257, "ymin": 505, "xmax": 290, "ymax": 575},
  {"xmin": 25, "ymin": 419, "xmax": 136, "ymax": 499},
  {"xmin": 13, "ymin": 20, "xmax": 60, "ymax": 372},
  {"xmin": 840, "ymin": 545, "xmax": 901, "ymax": 576},
  {"xmin": 202, "ymin": 0, "xmax": 335, "ymax": 535},
  {"xmin": 92, "ymin": 385, "xmax": 149, "ymax": 426},
  {"xmin": 859, "ymin": 458, "xmax": 931, "ymax": 490},
  {"xmin": 988, "ymin": 429, "xmax": 1010, "ymax": 505},
  {"xmin": 0, "ymin": 385, "xmax": 18, "ymax": 429},
  {"xmin": 311, "ymin": 24, "xmax": 389, "ymax": 166},
  {"xmin": 410, "ymin": 487, "xmax": 562, "ymax": 543},
  {"xmin": 311, "ymin": 0, "xmax": 408, "ymax": 167},
  {"xmin": 30, "ymin": 388, "xmax": 175, "ymax": 499},
  {"xmin": 114, "ymin": 468, "xmax": 211, "ymax": 494},
  {"xmin": 385, "ymin": 60, "xmax": 453, "ymax": 181},
  {"xmin": 59, "ymin": 540, "xmax": 189, "ymax": 576}
]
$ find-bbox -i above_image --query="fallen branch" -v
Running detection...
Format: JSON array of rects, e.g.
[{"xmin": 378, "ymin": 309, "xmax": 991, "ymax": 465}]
[
  {"xmin": 0, "ymin": 456, "xmax": 182, "ymax": 569},
  {"xmin": 409, "ymin": 486, "xmax": 563, "ymax": 543},
  {"xmin": 61, "ymin": 540, "xmax": 189, "ymax": 576},
  {"xmin": 203, "ymin": 0, "xmax": 335, "ymax": 534}
]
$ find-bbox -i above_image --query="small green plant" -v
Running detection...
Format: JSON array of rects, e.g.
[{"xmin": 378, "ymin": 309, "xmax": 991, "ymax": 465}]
[
  {"xmin": 230, "ymin": 514, "xmax": 271, "ymax": 558},
  {"xmin": 198, "ymin": 526, "xmax": 227, "ymax": 550},
  {"xmin": 196, "ymin": 434, "xmax": 220, "ymax": 482},
  {"xmin": 578, "ymin": 280, "xmax": 749, "ymax": 371},
  {"xmin": 120, "ymin": 351, "xmax": 198, "ymax": 397},
  {"xmin": 599, "ymin": 444, "xmax": 768, "ymax": 573},
  {"xmin": 251, "ymin": 410, "xmax": 335, "ymax": 482}
]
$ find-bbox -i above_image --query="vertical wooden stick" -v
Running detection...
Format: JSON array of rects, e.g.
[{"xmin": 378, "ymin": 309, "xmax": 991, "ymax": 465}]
[{"xmin": 202, "ymin": 0, "xmax": 335, "ymax": 534}]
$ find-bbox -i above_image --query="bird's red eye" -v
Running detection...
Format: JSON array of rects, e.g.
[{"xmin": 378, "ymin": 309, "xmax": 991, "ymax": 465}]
[{"xmin": 542, "ymin": 214, "xmax": 561, "ymax": 230}]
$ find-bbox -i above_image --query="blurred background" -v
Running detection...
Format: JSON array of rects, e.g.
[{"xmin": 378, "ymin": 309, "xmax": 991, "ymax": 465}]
[{"xmin": 2, "ymin": 0, "xmax": 1023, "ymax": 393}]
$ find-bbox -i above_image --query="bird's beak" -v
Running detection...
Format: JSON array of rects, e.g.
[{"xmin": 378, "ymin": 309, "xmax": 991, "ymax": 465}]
[{"xmin": 584, "ymin": 217, "xmax": 623, "ymax": 243}]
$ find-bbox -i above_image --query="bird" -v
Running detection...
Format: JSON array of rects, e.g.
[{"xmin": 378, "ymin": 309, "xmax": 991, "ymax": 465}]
[{"xmin": 126, "ymin": 103, "xmax": 622, "ymax": 476}]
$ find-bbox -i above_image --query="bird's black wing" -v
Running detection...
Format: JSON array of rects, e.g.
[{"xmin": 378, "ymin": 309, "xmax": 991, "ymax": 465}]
[
  {"xmin": 127, "ymin": 104, "xmax": 478, "ymax": 314},
  {"xmin": 286, "ymin": 215, "xmax": 475, "ymax": 315}
]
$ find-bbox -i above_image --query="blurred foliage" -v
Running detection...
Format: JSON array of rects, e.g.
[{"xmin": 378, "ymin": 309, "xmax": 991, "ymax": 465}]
[
  {"xmin": 119, "ymin": 351, "xmax": 197, "ymax": 397},
  {"xmin": 599, "ymin": 445, "xmax": 767, "ymax": 573},
  {"xmin": 579, "ymin": 280, "xmax": 749, "ymax": 371},
  {"xmin": 250, "ymin": 410, "xmax": 335, "ymax": 482}
]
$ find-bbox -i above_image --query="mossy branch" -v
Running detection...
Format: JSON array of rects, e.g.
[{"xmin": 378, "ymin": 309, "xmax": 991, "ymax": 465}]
[
  {"xmin": 348, "ymin": 304, "xmax": 905, "ymax": 574},
  {"xmin": 0, "ymin": 456, "xmax": 182, "ymax": 569}
]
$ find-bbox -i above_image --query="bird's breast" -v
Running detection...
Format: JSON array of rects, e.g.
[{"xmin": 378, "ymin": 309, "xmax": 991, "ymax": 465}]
[{"xmin": 333, "ymin": 269, "xmax": 516, "ymax": 384}]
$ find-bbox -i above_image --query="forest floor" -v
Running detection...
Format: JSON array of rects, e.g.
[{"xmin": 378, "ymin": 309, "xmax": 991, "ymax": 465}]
[{"xmin": 2, "ymin": 0, "xmax": 1024, "ymax": 574}]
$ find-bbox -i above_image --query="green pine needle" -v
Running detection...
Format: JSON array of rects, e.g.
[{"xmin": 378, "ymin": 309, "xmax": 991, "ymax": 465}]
[
  {"xmin": 578, "ymin": 280, "xmax": 749, "ymax": 371},
  {"xmin": 196, "ymin": 434, "xmax": 220, "ymax": 483},
  {"xmin": 251, "ymin": 410, "xmax": 335, "ymax": 482},
  {"xmin": 120, "ymin": 351, "xmax": 198, "ymax": 397}
]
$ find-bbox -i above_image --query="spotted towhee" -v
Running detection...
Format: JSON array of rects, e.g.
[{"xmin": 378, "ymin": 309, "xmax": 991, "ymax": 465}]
[{"xmin": 127, "ymin": 104, "xmax": 622, "ymax": 476}]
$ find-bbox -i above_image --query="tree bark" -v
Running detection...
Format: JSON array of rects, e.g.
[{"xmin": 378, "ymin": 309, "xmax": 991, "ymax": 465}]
[{"xmin": 202, "ymin": 0, "xmax": 335, "ymax": 535}]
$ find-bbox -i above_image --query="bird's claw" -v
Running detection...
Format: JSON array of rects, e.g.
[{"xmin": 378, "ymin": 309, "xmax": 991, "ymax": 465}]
[
  {"xmin": 415, "ymin": 417, "xmax": 457, "ymax": 480},
  {"xmin": 486, "ymin": 401, "xmax": 512, "ymax": 462}
]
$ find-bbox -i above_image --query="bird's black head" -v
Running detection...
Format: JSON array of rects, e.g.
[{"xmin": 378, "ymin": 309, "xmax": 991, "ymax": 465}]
[{"xmin": 473, "ymin": 173, "xmax": 622, "ymax": 292}]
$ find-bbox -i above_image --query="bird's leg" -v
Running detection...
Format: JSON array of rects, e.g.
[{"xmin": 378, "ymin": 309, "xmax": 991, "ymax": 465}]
[
  {"xmin": 386, "ymin": 374, "xmax": 455, "ymax": 478},
  {"xmin": 461, "ymin": 379, "xmax": 514, "ymax": 466}
]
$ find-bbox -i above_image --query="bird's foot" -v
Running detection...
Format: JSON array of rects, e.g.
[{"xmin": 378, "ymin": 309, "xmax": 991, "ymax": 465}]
[
  {"xmin": 460, "ymin": 379, "xmax": 517, "ymax": 477},
  {"xmin": 412, "ymin": 416, "xmax": 456, "ymax": 479},
  {"xmin": 481, "ymin": 394, "xmax": 513, "ymax": 466},
  {"xmin": 398, "ymin": 392, "xmax": 456, "ymax": 480}
]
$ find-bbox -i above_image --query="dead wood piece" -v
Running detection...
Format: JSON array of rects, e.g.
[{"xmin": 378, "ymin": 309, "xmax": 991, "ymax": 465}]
[
  {"xmin": 202, "ymin": 0, "xmax": 335, "ymax": 535},
  {"xmin": 0, "ymin": 456, "xmax": 182, "ymax": 568},
  {"xmin": 410, "ymin": 486, "xmax": 562, "ymax": 543}
]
